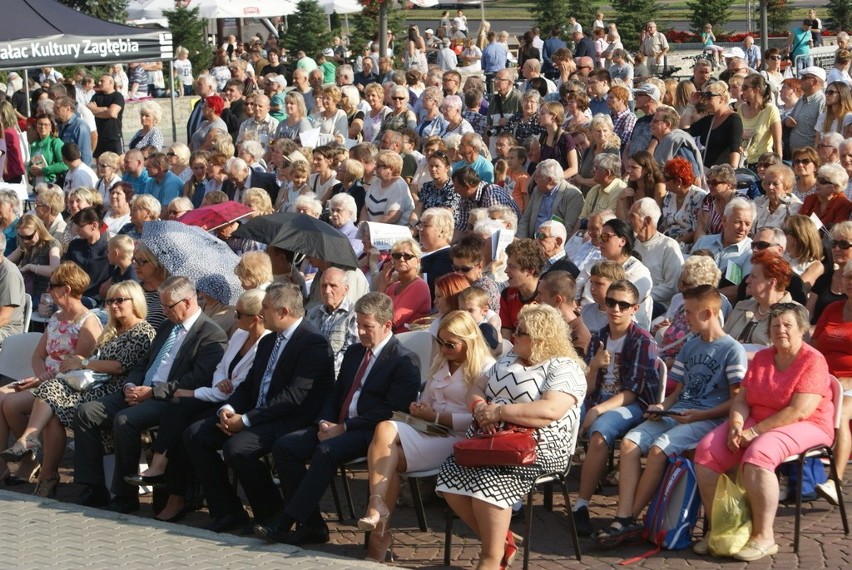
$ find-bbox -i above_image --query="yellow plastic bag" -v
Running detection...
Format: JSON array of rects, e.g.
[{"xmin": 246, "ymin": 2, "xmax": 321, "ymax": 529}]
[{"xmin": 708, "ymin": 472, "xmax": 752, "ymax": 557}]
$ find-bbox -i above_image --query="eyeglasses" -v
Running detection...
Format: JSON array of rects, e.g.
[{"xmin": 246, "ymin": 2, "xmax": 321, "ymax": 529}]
[
  {"xmin": 105, "ymin": 297, "xmax": 130, "ymax": 306},
  {"xmin": 451, "ymin": 264, "xmax": 474, "ymax": 273},
  {"xmin": 391, "ymin": 96, "xmax": 406, "ymax": 101},
  {"xmin": 768, "ymin": 55, "xmax": 782, "ymax": 60},
  {"xmin": 391, "ymin": 252, "xmax": 417, "ymax": 261},
  {"xmin": 165, "ymin": 297, "xmax": 189, "ymax": 310},
  {"xmin": 534, "ymin": 231, "xmax": 552, "ymax": 240},
  {"xmin": 235, "ymin": 310, "xmax": 258, "ymax": 319},
  {"xmin": 700, "ymin": 92, "xmax": 720, "ymax": 98},
  {"xmin": 604, "ymin": 297, "xmax": 635, "ymax": 311},
  {"xmin": 792, "ymin": 158, "xmax": 812, "ymax": 165},
  {"xmin": 751, "ymin": 241, "xmax": 779, "ymax": 250},
  {"xmin": 132, "ymin": 257, "xmax": 151, "ymax": 265},
  {"xmin": 35, "ymin": 203, "xmax": 49, "ymax": 210},
  {"xmin": 817, "ymin": 177, "xmax": 833, "ymax": 185},
  {"xmin": 706, "ymin": 179, "xmax": 727, "ymax": 186},
  {"xmin": 48, "ymin": 282, "xmax": 64, "ymax": 290},
  {"xmin": 598, "ymin": 232, "xmax": 617, "ymax": 242},
  {"xmin": 166, "ymin": 151, "xmax": 176, "ymax": 157},
  {"xmin": 17, "ymin": 231, "xmax": 35, "ymax": 241},
  {"xmin": 435, "ymin": 337, "xmax": 460, "ymax": 349},
  {"xmin": 831, "ymin": 239, "xmax": 852, "ymax": 250}
]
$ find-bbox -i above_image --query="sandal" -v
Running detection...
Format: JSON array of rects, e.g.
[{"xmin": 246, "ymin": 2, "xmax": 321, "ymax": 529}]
[
  {"xmin": 594, "ymin": 517, "xmax": 645, "ymax": 547},
  {"xmin": 732, "ymin": 540, "xmax": 779, "ymax": 561}
]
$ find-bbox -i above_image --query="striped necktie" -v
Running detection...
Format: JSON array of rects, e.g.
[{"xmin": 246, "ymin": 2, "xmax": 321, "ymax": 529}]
[{"xmin": 143, "ymin": 324, "xmax": 181, "ymax": 387}]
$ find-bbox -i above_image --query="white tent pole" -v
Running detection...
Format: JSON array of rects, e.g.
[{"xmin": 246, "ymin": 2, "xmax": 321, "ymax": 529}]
[
  {"xmin": 23, "ymin": 69, "xmax": 30, "ymax": 117},
  {"xmin": 169, "ymin": 60, "xmax": 177, "ymax": 145},
  {"xmin": 328, "ymin": 13, "xmax": 332, "ymax": 31}
]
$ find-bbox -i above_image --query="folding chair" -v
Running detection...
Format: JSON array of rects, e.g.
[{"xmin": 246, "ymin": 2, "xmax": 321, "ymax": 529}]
[
  {"xmin": 778, "ymin": 375, "xmax": 849, "ymax": 553},
  {"xmin": 0, "ymin": 332, "xmax": 41, "ymax": 383},
  {"xmin": 405, "ymin": 467, "xmax": 440, "ymax": 532},
  {"xmin": 22, "ymin": 294, "xmax": 32, "ymax": 333}
]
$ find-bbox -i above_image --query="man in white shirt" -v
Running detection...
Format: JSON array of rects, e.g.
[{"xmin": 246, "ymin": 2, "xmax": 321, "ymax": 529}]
[
  {"xmin": 61, "ymin": 143, "xmax": 97, "ymax": 193},
  {"xmin": 629, "ymin": 198, "xmax": 684, "ymax": 309},
  {"xmin": 437, "ymin": 38, "xmax": 458, "ymax": 72}
]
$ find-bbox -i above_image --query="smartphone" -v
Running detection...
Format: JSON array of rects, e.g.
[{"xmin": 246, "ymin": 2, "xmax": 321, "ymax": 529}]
[{"xmin": 652, "ymin": 410, "xmax": 683, "ymax": 416}]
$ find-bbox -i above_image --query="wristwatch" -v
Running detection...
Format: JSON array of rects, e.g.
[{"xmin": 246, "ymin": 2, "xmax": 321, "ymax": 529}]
[{"xmin": 81, "ymin": 358, "xmax": 90, "ymax": 369}]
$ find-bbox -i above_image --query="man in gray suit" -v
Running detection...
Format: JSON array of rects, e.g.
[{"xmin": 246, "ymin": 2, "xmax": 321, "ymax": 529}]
[
  {"xmin": 518, "ymin": 159, "xmax": 584, "ymax": 237},
  {"xmin": 74, "ymin": 276, "xmax": 227, "ymax": 513}
]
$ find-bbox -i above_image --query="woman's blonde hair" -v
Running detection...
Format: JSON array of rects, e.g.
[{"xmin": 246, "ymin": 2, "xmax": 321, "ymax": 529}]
[
  {"xmin": 51, "ymin": 261, "xmax": 90, "ymax": 298},
  {"xmin": 518, "ymin": 304, "xmax": 579, "ymax": 365},
  {"xmin": 108, "ymin": 234, "xmax": 135, "ymax": 257},
  {"xmin": 235, "ymin": 251, "xmax": 273, "ymax": 289},
  {"xmin": 430, "ymin": 310, "xmax": 494, "ymax": 384},
  {"xmin": 243, "ymin": 187, "xmax": 274, "ymax": 215},
  {"xmin": 377, "ymin": 150, "xmax": 403, "ymax": 176},
  {"xmin": 784, "ymin": 214, "xmax": 824, "ymax": 264},
  {"xmin": 16, "ymin": 213, "xmax": 54, "ymax": 253},
  {"xmin": 589, "ymin": 113, "xmax": 621, "ymax": 150},
  {"xmin": 99, "ymin": 280, "xmax": 147, "ymax": 344}
]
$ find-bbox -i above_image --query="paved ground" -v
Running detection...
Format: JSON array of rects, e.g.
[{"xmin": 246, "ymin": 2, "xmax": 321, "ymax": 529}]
[{"xmin": 2, "ymin": 450, "xmax": 850, "ymax": 569}]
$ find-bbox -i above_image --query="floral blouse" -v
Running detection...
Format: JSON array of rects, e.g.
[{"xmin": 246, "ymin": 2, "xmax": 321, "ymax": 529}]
[{"xmin": 660, "ymin": 185, "xmax": 708, "ymax": 244}]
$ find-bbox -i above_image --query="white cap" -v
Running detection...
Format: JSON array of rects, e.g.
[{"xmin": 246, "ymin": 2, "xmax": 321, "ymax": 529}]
[
  {"xmin": 633, "ymin": 83, "xmax": 661, "ymax": 102},
  {"xmin": 800, "ymin": 66, "xmax": 827, "ymax": 82},
  {"xmin": 722, "ymin": 46, "xmax": 746, "ymax": 59},
  {"xmin": 322, "ymin": 48, "xmax": 334, "ymax": 57},
  {"xmin": 424, "ymin": 28, "xmax": 434, "ymax": 35},
  {"xmin": 272, "ymin": 75, "xmax": 288, "ymax": 88}
]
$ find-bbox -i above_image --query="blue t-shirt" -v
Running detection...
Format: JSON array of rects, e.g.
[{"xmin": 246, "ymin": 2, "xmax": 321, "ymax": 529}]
[
  {"xmin": 790, "ymin": 27, "xmax": 811, "ymax": 58},
  {"xmin": 669, "ymin": 334, "xmax": 746, "ymax": 411},
  {"xmin": 453, "ymin": 155, "xmax": 494, "ymax": 183},
  {"xmin": 145, "ymin": 171, "xmax": 184, "ymax": 205}
]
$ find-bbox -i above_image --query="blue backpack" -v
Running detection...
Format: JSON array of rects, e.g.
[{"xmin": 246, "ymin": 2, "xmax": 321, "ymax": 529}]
[{"xmin": 643, "ymin": 455, "xmax": 701, "ymax": 550}]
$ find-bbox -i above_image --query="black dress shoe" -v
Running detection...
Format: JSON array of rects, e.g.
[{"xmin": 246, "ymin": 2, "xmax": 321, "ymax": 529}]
[
  {"xmin": 204, "ymin": 510, "xmax": 251, "ymax": 533},
  {"xmin": 124, "ymin": 473, "xmax": 166, "ymax": 487},
  {"xmin": 77, "ymin": 485, "xmax": 112, "ymax": 508},
  {"xmin": 104, "ymin": 495, "xmax": 140, "ymax": 514},
  {"xmin": 284, "ymin": 522, "xmax": 330, "ymax": 546},
  {"xmin": 254, "ymin": 520, "xmax": 292, "ymax": 544},
  {"xmin": 155, "ymin": 509, "xmax": 186, "ymax": 524}
]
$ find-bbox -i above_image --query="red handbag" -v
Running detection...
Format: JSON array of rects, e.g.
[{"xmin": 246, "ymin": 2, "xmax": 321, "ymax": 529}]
[{"xmin": 453, "ymin": 423, "xmax": 538, "ymax": 468}]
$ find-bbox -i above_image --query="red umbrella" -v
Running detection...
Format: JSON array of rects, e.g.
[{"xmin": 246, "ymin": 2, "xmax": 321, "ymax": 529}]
[{"xmin": 179, "ymin": 201, "xmax": 255, "ymax": 231}]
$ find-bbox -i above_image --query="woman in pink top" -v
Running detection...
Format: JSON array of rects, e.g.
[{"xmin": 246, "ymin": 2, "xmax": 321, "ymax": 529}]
[
  {"xmin": 693, "ymin": 303, "xmax": 835, "ymax": 561},
  {"xmin": 373, "ymin": 238, "xmax": 431, "ymax": 333}
]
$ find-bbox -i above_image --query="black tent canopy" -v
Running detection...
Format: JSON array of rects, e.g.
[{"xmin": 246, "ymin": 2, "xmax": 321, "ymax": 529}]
[{"xmin": 0, "ymin": 0, "xmax": 173, "ymax": 70}]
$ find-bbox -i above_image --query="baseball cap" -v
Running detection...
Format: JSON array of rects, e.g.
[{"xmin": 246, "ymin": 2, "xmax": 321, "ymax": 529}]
[
  {"xmin": 424, "ymin": 28, "xmax": 434, "ymax": 35},
  {"xmin": 800, "ymin": 66, "xmax": 826, "ymax": 82},
  {"xmin": 722, "ymin": 46, "xmax": 746, "ymax": 59},
  {"xmin": 633, "ymin": 83, "xmax": 661, "ymax": 102}
]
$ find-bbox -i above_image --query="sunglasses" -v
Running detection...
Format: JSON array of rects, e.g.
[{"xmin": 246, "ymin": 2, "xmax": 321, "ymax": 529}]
[
  {"xmin": 451, "ymin": 264, "xmax": 474, "ymax": 273},
  {"xmin": 435, "ymin": 337, "xmax": 460, "ymax": 349},
  {"xmin": 391, "ymin": 96, "xmax": 406, "ymax": 101},
  {"xmin": 534, "ymin": 231, "xmax": 552, "ymax": 240},
  {"xmin": 751, "ymin": 241, "xmax": 778, "ymax": 250},
  {"xmin": 598, "ymin": 232, "xmax": 617, "ymax": 242},
  {"xmin": 831, "ymin": 240, "xmax": 852, "ymax": 250},
  {"xmin": 17, "ymin": 231, "xmax": 35, "ymax": 241},
  {"xmin": 105, "ymin": 297, "xmax": 131, "ymax": 306},
  {"xmin": 166, "ymin": 151, "xmax": 176, "ymax": 157},
  {"xmin": 792, "ymin": 158, "xmax": 812, "ymax": 165},
  {"xmin": 235, "ymin": 310, "xmax": 258, "ymax": 319},
  {"xmin": 391, "ymin": 252, "xmax": 416, "ymax": 260},
  {"xmin": 48, "ymin": 282, "xmax": 64, "ymax": 290},
  {"xmin": 132, "ymin": 257, "xmax": 151, "ymax": 265},
  {"xmin": 604, "ymin": 297, "xmax": 635, "ymax": 311},
  {"xmin": 700, "ymin": 92, "xmax": 720, "ymax": 98},
  {"xmin": 817, "ymin": 177, "xmax": 834, "ymax": 185}
]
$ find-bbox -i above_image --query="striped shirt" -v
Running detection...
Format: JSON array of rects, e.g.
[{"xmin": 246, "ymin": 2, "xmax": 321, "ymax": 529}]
[{"xmin": 306, "ymin": 298, "xmax": 358, "ymax": 376}]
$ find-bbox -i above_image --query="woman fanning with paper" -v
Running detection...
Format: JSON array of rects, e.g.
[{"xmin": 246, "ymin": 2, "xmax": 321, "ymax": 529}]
[{"xmin": 358, "ymin": 311, "xmax": 494, "ymax": 563}]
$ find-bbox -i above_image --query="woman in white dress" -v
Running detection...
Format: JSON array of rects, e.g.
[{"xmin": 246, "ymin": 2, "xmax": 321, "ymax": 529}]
[
  {"xmin": 406, "ymin": 25, "xmax": 428, "ymax": 72},
  {"xmin": 358, "ymin": 310, "xmax": 495, "ymax": 562}
]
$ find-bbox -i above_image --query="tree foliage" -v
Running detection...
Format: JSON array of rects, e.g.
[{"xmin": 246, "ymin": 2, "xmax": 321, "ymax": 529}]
[
  {"xmin": 612, "ymin": 0, "xmax": 658, "ymax": 49},
  {"xmin": 163, "ymin": 5, "xmax": 211, "ymax": 76},
  {"xmin": 827, "ymin": 0, "xmax": 852, "ymax": 32},
  {"xmin": 687, "ymin": 0, "xmax": 735, "ymax": 34},
  {"xmin": 766, "ymin": 0, "xmax": 791, "ymax": 35},
  {"xmin": 281, "ymin": 0, "xmax": 334, "ymax": 60},
  {"xmin": 348, "ymin": 4, "xmax": 407, "ymax": 62},
  {"xmin": 57, "ymin": 0, "xmax": 127, "ymax": 22},
  {"xmin": 530, "ymin": 0, "xmax": 569, "ymax": 37},
  {"xmin": 568, "ymin": 0, "xmax": 598, "ymax": 33}
]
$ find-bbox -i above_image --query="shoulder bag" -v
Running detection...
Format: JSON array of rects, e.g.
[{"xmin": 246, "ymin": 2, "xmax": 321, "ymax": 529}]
[{"xmin": 453, "ymin": 422, "xmax": 538, "ymax": 467}]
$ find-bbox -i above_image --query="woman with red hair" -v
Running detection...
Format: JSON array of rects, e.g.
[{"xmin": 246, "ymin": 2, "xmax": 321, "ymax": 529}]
[
  {"xmin": 724, "ymin": 250, "xmax": 796, "ymax": 346},
  {"xmin": 659, "ymin": 157, "xmax": 708, "ymax": 250},
  {"xmin": 425, "ymin": 272, "xmax": 471, "ymax": 335},
  {"xmin": 190, "ymin": 94, "xmax": 227, "ymax": 151}
]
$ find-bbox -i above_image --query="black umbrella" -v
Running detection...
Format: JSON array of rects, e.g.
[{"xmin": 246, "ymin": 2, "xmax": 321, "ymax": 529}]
[{"xmin": 233, "ymin": 212, "xmax": 359, "ymax": 270}]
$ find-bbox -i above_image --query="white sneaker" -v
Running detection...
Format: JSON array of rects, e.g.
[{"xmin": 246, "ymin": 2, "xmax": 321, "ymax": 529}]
[{"xmin": 817, "ymin": 481, "xmax": 840, "ymax": 506}]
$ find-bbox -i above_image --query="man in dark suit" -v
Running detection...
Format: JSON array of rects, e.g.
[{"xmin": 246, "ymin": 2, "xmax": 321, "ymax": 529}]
[
  {"xmin": 184, "ymin": 284, "xmax": 335, "ymax": 533},
  {"xmin": 254, "ymin": 292, "xmax": 420, "ymax": 546},
  {"xmin": 222, "ymin": 157, "xmax": 280, "ymax": 205},
  {"xmin": 186, "ymin": 74, "xmax": 217, "ymax": 144},
  {"xmin": 74, "ymin": 276, "xmax": 227, "ymax": 513}
]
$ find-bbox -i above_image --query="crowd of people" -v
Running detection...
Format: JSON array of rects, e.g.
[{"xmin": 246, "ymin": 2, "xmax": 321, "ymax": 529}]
[{"xmin": 0, "ymin": 9, "xmax": 849, "ymax": 569}]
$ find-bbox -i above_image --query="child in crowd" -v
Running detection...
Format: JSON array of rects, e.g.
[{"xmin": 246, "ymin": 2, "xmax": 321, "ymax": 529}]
[
  {"xmin": 595, "ymin": 285, "xmax": 746, "ymax": 546},
  {"xmin": 450, "ymin": 234, "xmax": 501, "ymax": 313},
  {"xmin": 572, "ymin": 280, "xmax": 660, "ymax": 536},
  {"xmin": 457, "ymin": 286, "xmax": 502, "ymax": 346},
  {"xmin": 278, "ymin": 160, "xmax": 310, "ymax": 212},
  {"xmin": 580, "ymin": 260, "xmax": 626, "ymax": 334},
  {"xmin": 504, "ymin": 146, "xmax": 530, "ymax": 212},
  {"xmin": 537, "ymin": 270, "xmax": 591, "ymax": 358}
]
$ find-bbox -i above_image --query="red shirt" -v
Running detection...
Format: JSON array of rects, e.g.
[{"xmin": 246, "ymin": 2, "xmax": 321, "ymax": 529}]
[
  {"xmin": 813, "ymin": 300, "xmax": 852, "ymax": 377},
  {"xmin": 499, "ymin": 286, "xmax": 537, "ymax": 332},
  {"xmin": 800, "ymin": 193, "xmax": 852, "ymax": 228}
]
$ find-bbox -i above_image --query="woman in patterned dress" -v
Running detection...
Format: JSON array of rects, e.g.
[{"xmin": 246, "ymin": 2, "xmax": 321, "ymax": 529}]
[
  {"xmin": 0, "ymin": 262, "xmax": 102, "ymax": 492},
  {"xmin": 436, "ymin": 304, "xmax": 587, "ymax": 570}
]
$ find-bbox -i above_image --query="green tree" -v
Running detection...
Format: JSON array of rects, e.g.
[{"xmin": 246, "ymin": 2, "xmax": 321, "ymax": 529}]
[
  {"xmin": 766, "ymin": 0, "xmax": 791, "ymax": 35},
  {"xmin": 827, "ymin": 0, "xmax": 852, "ymax": 32},
  {"xmin": 687, "ymin": 0, "xmax": 735, "ymax": 34},
  {"xmin": 348, "ymin": 5, "xmax": 406, "ymax": 62},
  {"xmin": 612, "ymin": 0, "xmax": 658, "ymax": 48},
  {"xmin": 163, "ymin": 5, "xmax": 211, "ymax": 76},
  {"xmin": 58, "ymin": 0, "xmax": 127, "ymax": 22},
  {"xmin": 530, "ymin": 0, "xmax": 569, "ymax": 36},
  {"xmin": 281, "ymin": 0, "xmax": 334, "ymax": 61},
  {"xmin": 568, "ymin": 0, "xmax": 597, "ymax": 32}
]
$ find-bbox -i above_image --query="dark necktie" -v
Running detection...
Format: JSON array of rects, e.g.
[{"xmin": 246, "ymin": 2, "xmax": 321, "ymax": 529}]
[{"xmin": 337, "ymin": 349, "xmax": 373, "ymax": 423}]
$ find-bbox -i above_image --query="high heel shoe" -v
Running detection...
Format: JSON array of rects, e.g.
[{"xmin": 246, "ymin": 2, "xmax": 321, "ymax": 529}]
[
  {"xmin": 365, "ymin": 531, "xmax": 394, "ymax": 563},
  {"xmin": 33, "ymin": 474, "xmax": 60, "ymax": 499},
  {"xmin": 500, "ymin": 530, "xmax": 518, "ymax": 570},
  {"xmin": 0, "ymin": 437, "xmax": 41, "ymax": 463},
  {"xmin": 357, "ymin": 494, "xmax": 391, "ymax": 535}
]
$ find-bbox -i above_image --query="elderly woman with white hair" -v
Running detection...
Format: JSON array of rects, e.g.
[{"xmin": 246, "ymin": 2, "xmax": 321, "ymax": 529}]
[
  {"xmin": 574, "ymin": 113, "xmax": 621, "ymax": 192},
  {"xmin": 506, "ymin": 90, "xmax": 545, "ymax": 147},
  {"xmin": 419, "ymin": 207, "xmax": 455, "ymax": 298},
  {"xmin": 274, "ymin": 91, "xmax": 312, "ymax": 141},
  {"xmin": 120, "ymin": 194, "xmax": 161, "ymax": 239},
  {"xmin": 293, "ymin": 192, "xmax": 323, "ymax": 218},
  {"xmin": 380, "ymin": 84, "xmax": 417, "ymax": 137},
  {"xmin": 579, "ymin": 153, "xmax": 628, "ymax": 221},
  {"xmin": 441, "ymin": 95, "xmax": 473, "ymax": 137},
  {"xmin": 417, "ymin": 87, "xmax": 449, "ymax": 139},
  {"xmin": 328, "ymin": 193, "xmax": 363, "ymax": 256},
  {"xmin": 166, "ymin": 143, "xmax": 192, "ymax": 183},
  {"xmin": 340, "ymin": 85, "xmax": 365, "ymax": 141},
  {"xmin": 629, "ymin": 197, "xmax": 685, "ymax": 307},
  {"xmin": 754, "ymin": 164, "xmax": 802, "ymax": 229},
  {"xmin": 840, "ymin": 138, "xmax": 852, "ymax": 196},
  {"xmin": 800, "ymin": 163, "xmax": 852, "ymax": 228},
  {"xmin": 238, "ymin": 140, "xmax": 267, "ymax": 172},
  {"xmin": 817, "ymin": 131, "xmax": 844, "ymax": 165},
  {"xmin": 129, "ymin": 100, "xmax": 165, "ymax": 151}
]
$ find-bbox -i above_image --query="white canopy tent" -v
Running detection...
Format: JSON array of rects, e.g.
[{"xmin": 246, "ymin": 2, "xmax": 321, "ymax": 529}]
[
  {"xmin": 127, "ymin": 0, "xmax": 297, "ymax": 20},
  {"xmin": 316, "ymin": 0, "xmax": 362, "ymax": 33}
]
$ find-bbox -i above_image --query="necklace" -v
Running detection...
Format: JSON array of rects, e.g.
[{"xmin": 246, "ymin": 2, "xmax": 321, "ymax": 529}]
[{"xmin": 755, "ymin": 304, "xmax": 770, "ymax": 317}]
